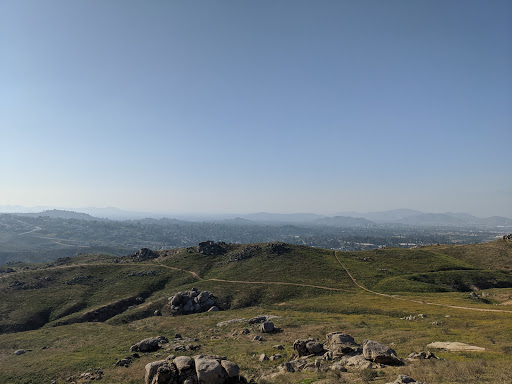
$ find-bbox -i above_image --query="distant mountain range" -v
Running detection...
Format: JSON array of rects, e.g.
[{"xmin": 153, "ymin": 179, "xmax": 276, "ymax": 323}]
[
  {"xmin": 9, "ymin": 209, "xmax": 101, "ymax": 221},
  {"xmin": 1, "ymin": 206, "xmax": 511, "ymax": 227}
]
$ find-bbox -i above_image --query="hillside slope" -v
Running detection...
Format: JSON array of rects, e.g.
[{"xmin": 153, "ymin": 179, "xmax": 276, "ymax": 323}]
[{"xmin": 1, "ymin": 241, "xmax": 512, "ymax": 383}]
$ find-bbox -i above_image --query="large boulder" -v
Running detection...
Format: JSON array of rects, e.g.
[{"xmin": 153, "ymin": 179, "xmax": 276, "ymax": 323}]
[
  {"xmin": 146, "ymin": 355, "xmax": 243, "ymax": 384},
  {"xmin": 174, "ymin": 356, "xmax": 196, "ymax": 383},
  {"xmin": 293, "ymin": 338, "xmax": 324, "ymax": 357},
  {"xmin": 174, "ymin": 356, "xmax": 195, "ymax": 372},
  {"xmin": 195, "ymin": 358, "xmax": 226, "ymax": 384},
  {"xmin": 293, "ymin": 339, "xmax": 309, "ymax": 357},
  {"xmin": 260, "ymin": 321, "xmax": 275, "ymax": 333},
  {"xmin": 131, "ymin": 337, "xmax": 163, "ymax": 352},
  {"xmin": 306, "ymin": 341, "xmax": 324, "ymax": 355},
  {"xmin": 326, "ymin": 332, "xmax": 360, "ymax": 356},
  {"xmin": 145, "ymin": 360, "xmax": 179, "ymax": 384},
  {"xmin": 220, "ymin": 360, "xmax": 240, "ymax": 378},
  {"xmin": 362, "ymin": 340, "xmax": 402, "ymax": 366}
]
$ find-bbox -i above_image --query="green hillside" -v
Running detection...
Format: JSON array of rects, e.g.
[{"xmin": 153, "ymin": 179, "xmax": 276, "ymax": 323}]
[{"xmin": 0, "ymin": 241, "xmax": 511, "ymax": 383}]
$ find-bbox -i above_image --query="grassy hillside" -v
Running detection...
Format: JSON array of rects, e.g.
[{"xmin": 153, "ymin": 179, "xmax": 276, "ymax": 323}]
[
  {"xmin": 427, "ymin": 239, "xmax": 512, "ymax": 271},
  {"xmin": 0, "ymin": 241, "xmax": 511, "ymax": 383}
]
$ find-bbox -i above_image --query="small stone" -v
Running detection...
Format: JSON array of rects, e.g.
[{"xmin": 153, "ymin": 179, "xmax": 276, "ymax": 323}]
[
  {"xmin": 259, "ymin": 353, "xmax": 269, "ymax": 361},
  {"xmin": 14, "ymin": 349, "xmax": 25, "ymax": 355}
]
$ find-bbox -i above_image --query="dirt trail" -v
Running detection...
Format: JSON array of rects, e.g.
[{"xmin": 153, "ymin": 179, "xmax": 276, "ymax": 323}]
[
  {"xmin": 333, "ymin": 251, "xmax": 512, "ymax": 314},
  {"xmin": 4, "ymin": 253, "xmax": 512, "ymax": 314},
  {"xmin": 207, "ymin": 278, "xmax": 351, "ymax": 292},
  {"xmin": 18, "ymin": 225, "xmax": 42, "ymax": 235}
]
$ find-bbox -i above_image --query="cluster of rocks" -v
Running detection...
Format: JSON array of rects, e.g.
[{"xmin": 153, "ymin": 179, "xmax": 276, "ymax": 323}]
[
  {"xmin": 467, "ymin": 291, "xmax": 491, "ymax": 303},
  {"xmin": 164, "ymin": 335, "xmax": 201, "ymax": 352},
  {"xmin": 128, "ymin": 270, "xmax": 158, "ymax": 277},
  {"xmin": 228, "ymin": 245, "xmax": 261, "ymax": 263},
  {"xmin": 198, "ymin": 241, "xmax": 227, "ymax": 256},
  {"xmin": 0, "ymin": 267, "xmax": 15, "ymax": 274},
  {"xmin": 64, "ymin": 368, "xmax": 104, "ymax": 384},
  {"xmin": 66, "ymin": 275, "xmax": 92, "ymax": 285},
  {"xmin": 276, "ymin": 332, "xmax": 404, "ymax": 376},
  {"xmin": 261, "ymin": 331, "xmax": 436, "ymax": 383},
  {"xmin": 165, "ymin": 288, "xmax": 219, "ymax": 315},
  {"xmin": 502, "ymin": 234, "xmax": 512, "ymax": 240},
  {"xmin": 266, "ymin": 242, "xmax": 288, "ymax": 256},
  {"xmin": 126, "ymin": 248, "xmax": 160, "ymax": 260},
  {"xmin": 218, "ymin": 315, "xmax": 279, "ymax": 328},
  {"xmin": 145, "ymin": 355, "xmax": 248, "ymax": 384},
  {"xmin": 8, "ymin": 278, "xmax": 50, "ymax": 290},
  {"xmin": 115, "ymin": 352, "xmax": 140, "ymax": 367},
  {"xmin": 401, "ymin": 314, "xmax": 426, "ymax": 321}
]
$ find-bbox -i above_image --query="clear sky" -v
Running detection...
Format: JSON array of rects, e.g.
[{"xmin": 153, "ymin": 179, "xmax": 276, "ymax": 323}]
[{"xmin": 1, "ymin": 0, "xmax": 511, "ymax": 217}]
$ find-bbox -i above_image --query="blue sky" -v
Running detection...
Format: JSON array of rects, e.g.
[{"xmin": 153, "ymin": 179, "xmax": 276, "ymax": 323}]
[{"xmin": 1, "ymin": 0, "xmax": 511, "ymax": 217}]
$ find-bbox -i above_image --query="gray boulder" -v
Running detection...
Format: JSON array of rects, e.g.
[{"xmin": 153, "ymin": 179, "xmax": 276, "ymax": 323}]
[
  {"xmin": 326, "ymin": 332, "xmax": 360, "ymax": 356},
  {"xmin": 344, "ymin": 354, "xmax": 373, "ymax": 369},
  {"xmin": 260, "ymin": 321, "xmax": 274, "ymax": 333},
  {"xmin": 220, "ymin": 360, "xmax": 240, "ymax": 378},
  {"xmin": 293, "ymin": 338, "xmax": 324, "ymax": 357},
  {"xmin": 145, "ymin": 360, "xmax": 179, "ymax": 384},
  {"xmin": 14, "ymin": 349, "xmax": 25, "ymax": 355},
  {"xmin": 293, "ymin": 339, "xmax": 309, "ymax": 357},
  {"xmin": 362, "ymin": 340, "xmax": 402, "ymax": 366},
  {"xmin": 195, "ymin": 358, "xmax": 226, "ymax": 384},
  {"xmin": 174, "ymin": 356, "xmax": 195, "ymax": 372},
  {"xmin": 131, "ymin": 337, "xmax": 162, "ymax": 352},
  {"xmin": 174, "ymin": 356, "xmax": 196, "ymax": 383},
  {"xmin": 306, "ymin": 341, "xmax": 324, "ymax": 355}
]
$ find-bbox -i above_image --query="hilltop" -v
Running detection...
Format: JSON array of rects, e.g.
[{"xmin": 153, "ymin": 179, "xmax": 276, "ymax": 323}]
[
  {"xmin": 1, "ymin": 209, "xmax": 509, "ymax": 265},
  {"xmin": 1, "ymin": 240, "xmax": 512, "ymax": 383}
]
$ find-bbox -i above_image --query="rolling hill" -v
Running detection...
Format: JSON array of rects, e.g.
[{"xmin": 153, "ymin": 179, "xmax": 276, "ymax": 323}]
[{"xmin": 1, "ymin": 240, "xmax": 512, "ymax": 383}]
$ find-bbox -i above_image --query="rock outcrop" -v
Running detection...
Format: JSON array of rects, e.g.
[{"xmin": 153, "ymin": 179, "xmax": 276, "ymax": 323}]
[
  {"xmin": 165, "ymin": 288, "xmax": 218, "ymax": 315},
  {"xmin": 362, "ymin": 340, "xmax": 402, "ymax": 366},
  {"xmin": 145, "ymin": 355, "xmax": 246, "ymax": 384},
  {"xmin": 283, "ymin": 332, "xmax": 404, "ymax": 377},
  {"xmin": 293, "ymin": 338, "xmax": 325, "ymax": 357},
  {"xmin": 128, "ymin": 248, "xmax": 160, "ymax": 260},
  {"xmin": 326, "ymin": 332, "xmax": 360, "ymax": 357},
  {"xmin": 198, "ymin": 241, "xmax": 226, "ymax": 256},
  {"xmin": 130, "ymin": 336, "xmax": 169, "ymax": 353}
]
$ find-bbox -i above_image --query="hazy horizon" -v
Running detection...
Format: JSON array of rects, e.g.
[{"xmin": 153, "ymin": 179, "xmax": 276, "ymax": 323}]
[
  {"xmin": 1, "ymin": 204, "xmax": 511, "ymax": 221},
  {"xmin": 2, "ymin": 1, "xmax": 511, "ymax": 218}
]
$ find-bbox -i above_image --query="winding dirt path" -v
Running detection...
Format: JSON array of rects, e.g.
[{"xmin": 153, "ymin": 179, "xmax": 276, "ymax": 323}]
[
  {"xmin": 207, "ymin": 277, "xmax": 351, "ymax": 292},
  {"xmin": 333, "ymin": 251, "xmax": 512, "ymax": 314},
  {"xmin": 3, "ymin": 253, "xmax": 512, "ymax": 314}
]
